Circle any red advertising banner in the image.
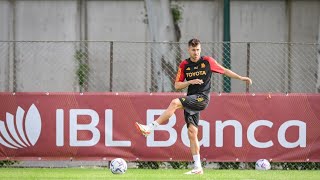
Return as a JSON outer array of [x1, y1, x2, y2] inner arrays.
[[0, 92, 319, 162]]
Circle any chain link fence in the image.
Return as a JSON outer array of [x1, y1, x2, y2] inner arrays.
[[1, 41, 319, 93], [0, 41, 320, 170]]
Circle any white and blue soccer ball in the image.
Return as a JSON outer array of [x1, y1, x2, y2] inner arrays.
[[255, 159, 271, 170], [110, 158, 127, 174]]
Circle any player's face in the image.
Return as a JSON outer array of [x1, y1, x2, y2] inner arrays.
[[188, 44, 201, 62]]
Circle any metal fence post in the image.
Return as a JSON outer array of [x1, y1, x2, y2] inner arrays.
[[110, 41, 113, 92], [223, 0, 231, 93], [246, 42, 251, 93]]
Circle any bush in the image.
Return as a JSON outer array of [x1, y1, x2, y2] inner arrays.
[[0, 160, 17, 167], [168, 161, 189, 169], [136, 161, 164, 169]]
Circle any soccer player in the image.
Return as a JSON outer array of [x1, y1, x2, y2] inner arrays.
[[135, 38, 252, 174]]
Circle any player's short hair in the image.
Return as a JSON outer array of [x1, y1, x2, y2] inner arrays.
[[188, 38, 201, 47]]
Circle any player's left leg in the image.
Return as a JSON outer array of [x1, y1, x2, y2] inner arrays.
[[184, 115, 203, 175], [189, 124, 201, 167]]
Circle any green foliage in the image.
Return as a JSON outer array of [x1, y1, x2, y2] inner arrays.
[[137, 161, 204, 169], [74, 50, 89, 91], [168, 161, 189, 169], [247, 162, 256, 169], [171, 4, 182, 24], [218, 162, 241, 169], [136, 161, 164, 169], [215, 162, 320, 170], [272, 162, 320, 170], [76, 63, 89, 87], [0, 160, 17, 167]]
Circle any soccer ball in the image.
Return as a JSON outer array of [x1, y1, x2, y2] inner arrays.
[[110, 158, 127, 174], [255, 159, 271, 170]]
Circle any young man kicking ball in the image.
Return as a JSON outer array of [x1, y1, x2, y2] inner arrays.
[[135, 38, 252, 174]]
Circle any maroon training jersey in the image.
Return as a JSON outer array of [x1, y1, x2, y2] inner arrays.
[[175, 56, 225, 96]]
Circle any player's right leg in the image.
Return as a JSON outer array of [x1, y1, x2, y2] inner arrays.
[[135, 122, 151, 137], [135, 98, 183, 137]]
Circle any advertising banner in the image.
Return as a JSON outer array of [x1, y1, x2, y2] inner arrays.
[[0, 92, 319, 162]]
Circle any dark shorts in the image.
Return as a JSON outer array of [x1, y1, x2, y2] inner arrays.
[[178, 94, 209, 128]]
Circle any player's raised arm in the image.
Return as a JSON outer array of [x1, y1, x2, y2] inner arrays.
[[223, 68, 252, 85], [213, 60, 252, 85], [205, 55, 252, 85]]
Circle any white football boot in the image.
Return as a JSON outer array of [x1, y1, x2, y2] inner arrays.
[[184, 167, 203, 175], [135, 122, 151, 137]]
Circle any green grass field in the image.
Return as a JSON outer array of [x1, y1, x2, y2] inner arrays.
[[0, 168, 320, 180]]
